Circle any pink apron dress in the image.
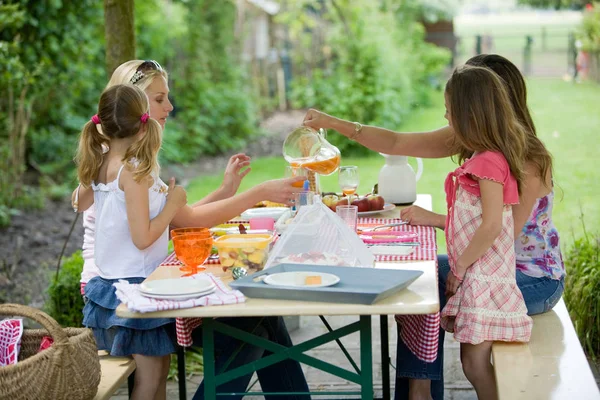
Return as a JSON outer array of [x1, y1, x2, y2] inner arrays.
[[441, 151, 533, 344]]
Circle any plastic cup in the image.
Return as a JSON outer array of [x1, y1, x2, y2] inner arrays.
[[292, 191, 315, 216], [336, 205, 358, 232], [249, 217, 276, 230]]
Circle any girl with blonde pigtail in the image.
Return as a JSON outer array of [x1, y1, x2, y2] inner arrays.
[[76, 84, 187, 400]]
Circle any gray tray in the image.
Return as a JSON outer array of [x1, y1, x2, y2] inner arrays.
[[229, 263, 423, 305]]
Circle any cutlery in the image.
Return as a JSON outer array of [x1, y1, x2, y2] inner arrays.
[[358, 221, 408, 233]]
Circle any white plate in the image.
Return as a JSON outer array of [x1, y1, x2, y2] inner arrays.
[[263, 271, 340, 288], [139, 277, 215, 296], [241, 207, 290, 221], [358, 203, 396, 216], [140, 286, 216, 301], [368, 245, 416, 256]]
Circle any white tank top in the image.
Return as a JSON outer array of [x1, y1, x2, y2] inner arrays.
[[92, 164, 169, 279]]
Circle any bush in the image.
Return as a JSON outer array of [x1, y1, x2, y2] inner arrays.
[[563, 233, 600, 359], [283, 0, 451, 156], [46, 250, 85, 328]]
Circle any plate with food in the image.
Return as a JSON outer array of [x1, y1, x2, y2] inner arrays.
[[263, 271, 340, 288]]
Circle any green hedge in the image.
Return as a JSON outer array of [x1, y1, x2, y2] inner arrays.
[[46, 251, 85, 328], [564, 233, 600, 359]]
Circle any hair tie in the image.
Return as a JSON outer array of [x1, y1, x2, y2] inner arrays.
[[91, 114, 100, 125], [140, 113, 149, 124]]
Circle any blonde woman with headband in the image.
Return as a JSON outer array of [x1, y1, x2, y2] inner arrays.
[[74, 60, 310, 399], [77, 60, 302, 289]]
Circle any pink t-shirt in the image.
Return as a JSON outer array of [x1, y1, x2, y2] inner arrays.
[[455, 151, 519, 205]]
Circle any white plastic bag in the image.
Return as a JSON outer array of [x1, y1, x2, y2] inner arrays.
[[265, 197, 375, 269]]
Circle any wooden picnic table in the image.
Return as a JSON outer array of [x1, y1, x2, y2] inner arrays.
[[117, 194, 439, 400]]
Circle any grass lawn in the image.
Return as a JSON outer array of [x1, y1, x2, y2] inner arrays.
[[186, 78, 600, 252]]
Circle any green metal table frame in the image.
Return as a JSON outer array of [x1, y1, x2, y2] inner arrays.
[[175, 314, 393, 399]]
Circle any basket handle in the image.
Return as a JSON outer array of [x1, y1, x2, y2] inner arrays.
[[0, 303, 69, 345]]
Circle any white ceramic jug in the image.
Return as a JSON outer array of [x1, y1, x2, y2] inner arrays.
[[377, 154, 423, 205]]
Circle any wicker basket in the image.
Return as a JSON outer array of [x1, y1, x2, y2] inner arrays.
[[0, 304, 101, 400]]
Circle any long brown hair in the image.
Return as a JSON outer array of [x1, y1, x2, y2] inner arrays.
[[466, 54, 552, 184], [446, 65, 528, 194], [76, 84, 162, 186]]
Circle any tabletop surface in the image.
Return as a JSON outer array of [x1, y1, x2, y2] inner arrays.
[[116, 194, 439, 319]]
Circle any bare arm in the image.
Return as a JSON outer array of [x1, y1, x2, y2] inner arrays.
[[400, 205, 446, 229], [122, 170, 185, 250], [71, 185, 94, 213], [512, 163, 543, 236], [454, 179, 504, 279], [171, 177, 304, 228], [303, 109, 456, 158]]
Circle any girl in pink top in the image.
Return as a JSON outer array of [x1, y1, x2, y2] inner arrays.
[[441, 65, 533, 400]]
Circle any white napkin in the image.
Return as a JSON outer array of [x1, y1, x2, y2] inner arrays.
[[114, 273, 245, 313]]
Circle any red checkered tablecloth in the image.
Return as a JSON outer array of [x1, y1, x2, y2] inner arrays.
[[357, 218, 441, 363], [169, 218, 441, 358], [358, 218, 437, 262]]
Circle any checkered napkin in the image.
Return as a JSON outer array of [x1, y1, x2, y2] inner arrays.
[[113, 273, 245, 314], [0, 318, 23, 366], [358, 218, 437, 262]]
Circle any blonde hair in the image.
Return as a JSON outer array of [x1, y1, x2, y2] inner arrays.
[[106, 60, 169, 90], [76, 84, 162, 186], [446, 65, 528, 194]]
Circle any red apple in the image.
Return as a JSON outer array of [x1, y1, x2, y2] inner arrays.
[[367, 194, 385, 211], [351, 197, 371, 212]]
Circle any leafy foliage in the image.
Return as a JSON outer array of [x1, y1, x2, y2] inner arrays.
[[282, 0, 451, 155], [517, 0, 589, 9], [168, 347, 204, 380], [167, 0, 258, 162], [0, 1, 105, 222], [577, 2, 600, 52], [564, 231, 600, 359], [46, 250, 85, 328]]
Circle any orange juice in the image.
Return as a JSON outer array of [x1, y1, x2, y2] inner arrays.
[[298, 153, 340, 175], [342, 187, 357, 196]]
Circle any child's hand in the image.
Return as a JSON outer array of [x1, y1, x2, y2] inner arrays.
[[400, 206, 438, 227], [167, 177, 187, 209], [258, 177, 305, 207], [445, 271, 462, 298], [221, 153, 251, 196]]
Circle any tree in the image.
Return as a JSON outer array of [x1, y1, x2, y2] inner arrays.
[[104, 0, 136, 76], [517, 0, 589, 9]]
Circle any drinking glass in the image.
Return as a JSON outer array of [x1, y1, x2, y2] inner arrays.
[[336, 205, 358, 232], [172, 234, 213, 276], [338, 166, 359, 205], [285, 165, 309, 188]]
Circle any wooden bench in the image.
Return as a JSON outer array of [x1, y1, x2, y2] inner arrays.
[[93, 351, 136, 400], [492, 298, 600, 400]]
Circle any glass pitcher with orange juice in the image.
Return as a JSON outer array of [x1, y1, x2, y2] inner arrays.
[[283, 126, 341, 176]]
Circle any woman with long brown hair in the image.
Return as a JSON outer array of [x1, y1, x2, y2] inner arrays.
[[303, 54, 564, 400]]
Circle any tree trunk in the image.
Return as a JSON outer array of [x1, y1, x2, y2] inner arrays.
[[103, 0, 136, 76]]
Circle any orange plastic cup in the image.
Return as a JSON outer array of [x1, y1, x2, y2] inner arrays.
[[172, 234, 213, 276]]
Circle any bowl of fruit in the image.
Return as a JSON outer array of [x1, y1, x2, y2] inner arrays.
[[213, 233, 274, 272], [321, 193, 391, 216]]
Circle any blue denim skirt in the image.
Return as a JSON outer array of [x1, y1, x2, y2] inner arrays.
[[83, 276, 176, 357]]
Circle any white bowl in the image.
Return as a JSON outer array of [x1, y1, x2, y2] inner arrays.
[[241, 207, 289, 221]]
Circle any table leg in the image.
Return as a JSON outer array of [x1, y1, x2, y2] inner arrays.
[[203, 318, 216, 400], [360, 315, 374, 400], [380, 315, 391, 400], [177, 345, 187, 400]]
